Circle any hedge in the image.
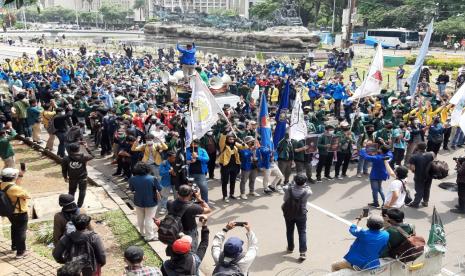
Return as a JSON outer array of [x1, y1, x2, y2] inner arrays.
[[406, 55, 465, 70]]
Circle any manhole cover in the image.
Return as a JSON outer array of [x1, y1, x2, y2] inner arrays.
[[438, 182, 457, 192]]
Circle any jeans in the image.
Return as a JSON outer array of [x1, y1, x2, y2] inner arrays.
[[262, 163, 284, 189], [452, 127, 464, 147], [191, 173, 208, 203], [396, 78, 404, 91], [335, 152, 351, 177], [278, 160, 292, 184], [240, 169, 257, 194], [220, 164, 239, 198], [185, 228, 199, 253], [295, 161, 312, 181], [412, 177, 432, 205], [56, 131, 67, 157], [69, 178, 87, 208], [159, 186, 173, 210], [438, 83, 447, 96], [357, 156, 370, 174], [285, 215, 307, 253], [135, 206, 157, 240], [148, 164, 160, 179], [8, 212, 28, 254], [370, 179, 385, 206]]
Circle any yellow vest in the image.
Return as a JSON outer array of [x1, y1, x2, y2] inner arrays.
[[131, 142, 168, 165]]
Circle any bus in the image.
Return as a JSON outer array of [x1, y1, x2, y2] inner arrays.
[[365, 28, 420, 49]]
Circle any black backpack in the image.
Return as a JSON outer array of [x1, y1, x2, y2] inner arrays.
[[429, 160, 449, 180], [0, 184, 18, 217], [213, 254, 244, 276], [158, 204, 190, 245], [63, 232, 96, 271], [281, 187, 306, 220]]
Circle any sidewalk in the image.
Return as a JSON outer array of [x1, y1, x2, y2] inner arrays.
[[0, 237, 60, 276]]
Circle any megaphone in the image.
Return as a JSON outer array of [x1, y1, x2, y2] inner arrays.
[[173, 70, 184, 81], [221, 73, 232, 85], [210, 76, 224, 90]]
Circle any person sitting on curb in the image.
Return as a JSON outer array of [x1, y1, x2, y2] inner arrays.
[[123, 245, 162, 275]]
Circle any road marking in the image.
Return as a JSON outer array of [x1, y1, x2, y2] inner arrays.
[[441, 268, 457, 275], [307, 202, 353, 226]]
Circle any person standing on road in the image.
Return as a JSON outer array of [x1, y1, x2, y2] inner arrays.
[[1, 167, 29, 258], [239, 136, 259, 200], [53, 107, 73, 157], [187, 139, 210, 203], [277, 133, 294, 186], [316, 125, 335, 182], [200, 130, 218, 179], [408, 142, 434, 208], [129, 162, 162, 242], [218, 133, 244, 202], [62, 143, 94, 208], [282, 174, 312, 261], [383, 160, 409, 209]]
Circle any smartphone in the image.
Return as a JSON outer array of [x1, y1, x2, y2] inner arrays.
[[362, 208, 369, 218], [20, 162, 26, 171], [235, 222, 247, 227]]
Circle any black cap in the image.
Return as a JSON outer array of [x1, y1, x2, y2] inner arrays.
[[124, 246, 144, 263]]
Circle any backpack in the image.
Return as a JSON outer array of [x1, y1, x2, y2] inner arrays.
[[391, 226, 425, 263], [65, 221, 77, 235], [0, 184, 17, 217], [429, 160, 449, 180], [399, 179, 413, 205], [212, 254, 244, 276], [158, 204, 190, 245], [46, 115, 57, 134], [281, 186, 306, 220], [64, 232, 96, 271]]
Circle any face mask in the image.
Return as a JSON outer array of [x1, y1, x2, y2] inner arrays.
[[146, 141, 154, 146], [328, 131, 334, 135], [207, 131, 213, 135], [60, 111, 65, 115]]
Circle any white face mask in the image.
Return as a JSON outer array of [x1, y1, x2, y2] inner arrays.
[[60, 111, 65, 115], [146, 140, 154, 146], [328, 131, 334, 135], [207, 131, 213, 135]]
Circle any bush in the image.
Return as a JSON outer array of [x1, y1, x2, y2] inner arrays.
[[406, 55, 465, 70], [14, 22, 25, 29], [35, 223, 54, 245]]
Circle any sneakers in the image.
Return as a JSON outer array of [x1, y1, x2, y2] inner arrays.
[[145, 236, 159, 242], [276, 186, 284, 194], [286, 247, 294, 253], [450, 208, 465, 214], [229, 195, 238, 200], [325, 176, 334, 180], [249, 192, 260, 197], [307, 178, 315, 184], [407, 203, 420, 208], [356, 173, 362, 178], [240, 194, 248, 200], [368, 203, 380, 208], [158, 208, 167, 215], [299, 253, 307, 261], [316, 178, 322, 183], [223, 197, 230, 203], [268, 185, 277, 192], [421, 202, 429, 207], [263, 188, 272, 194], [337, 175, 343, 180], [15, 251, 29, 259]]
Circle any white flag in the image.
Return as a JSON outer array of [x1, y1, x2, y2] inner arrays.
[[349, 44, 384, 100], [190, 74, 222, 141], [449, 84, 465, 105], [251, 84, 260, 100], [290, 92, 307, 141], [460, 110, 465, 132]]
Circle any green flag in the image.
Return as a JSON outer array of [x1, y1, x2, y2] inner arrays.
[[427, 207, 446, 253]]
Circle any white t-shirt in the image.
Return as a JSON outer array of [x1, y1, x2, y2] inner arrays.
[[384, 179, 406, 208]]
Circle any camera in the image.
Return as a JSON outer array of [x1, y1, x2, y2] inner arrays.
[[453, 156, 465, 164]]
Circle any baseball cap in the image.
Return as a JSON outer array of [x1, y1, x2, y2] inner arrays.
[[124, 246, 144, 263], [1, 168, 18, 178], [223, 237, 244, 258], [172, 235, 192, 254]]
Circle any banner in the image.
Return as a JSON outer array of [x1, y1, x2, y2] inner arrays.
[[427, 207, 446, 253], [289, 91, 307, 141], [349, 44, 384, 100], [408, 20, 434, 97], [257, 91, 273, 150], [189, 73, 222, 144], [273, 79, 290, 150]]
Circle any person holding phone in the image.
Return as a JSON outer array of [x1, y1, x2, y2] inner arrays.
[[0, 123, 17, 168], [131, 134, 168, 179], [212, 221, 258, 275]]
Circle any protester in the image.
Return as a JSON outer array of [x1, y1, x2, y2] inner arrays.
[[218, 133, 244, 202], [383, 160, 409, 209], [212, 222, 258, 275], [0, 167, 29, 258], [282, 174, 312, 261], [331, 214, 389, 271], [316, 125, 335, 182], [129, 162, 162, 242], [408, 142, 434, 208], [239, 136, 259, 199], [186, 139, 210, 203], [158, 151, 177, 215], [380, 208, 415, 258], [123, 246, 162, 276], [0, 123, 16, 168], [177, 42, 197, 81]]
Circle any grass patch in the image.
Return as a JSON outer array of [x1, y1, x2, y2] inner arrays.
[[98, 210, 163, 268]]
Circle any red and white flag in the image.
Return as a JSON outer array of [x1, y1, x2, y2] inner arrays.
[[349, 44, 384, 100]]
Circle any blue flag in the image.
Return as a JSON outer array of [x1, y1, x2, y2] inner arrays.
[[408, 20, 434, 97], [273, 79, 290, 151], [258, 91, 272, 150]]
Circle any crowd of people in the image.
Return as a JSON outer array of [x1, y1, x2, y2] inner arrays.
[[0, 39, 463, 275]]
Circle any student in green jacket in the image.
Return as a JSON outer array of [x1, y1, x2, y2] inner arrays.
[[0, 122, 17, 168], [316, 125, 335, 182]]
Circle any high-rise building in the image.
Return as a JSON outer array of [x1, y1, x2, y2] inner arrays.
[[41, 0, 135, 12], [153, 0, 248, 18]]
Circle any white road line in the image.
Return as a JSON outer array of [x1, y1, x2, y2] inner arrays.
[[441, 268, 458, 276], [307, 202, 353, 226]]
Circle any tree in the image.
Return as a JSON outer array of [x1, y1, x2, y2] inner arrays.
[[133, 0, 146, 21], [99, 2, 131, 27]]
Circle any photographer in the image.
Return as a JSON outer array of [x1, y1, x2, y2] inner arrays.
[[166, 184, 211, 252], [212, 222, 258, 275], [451, 157, 465, 214]]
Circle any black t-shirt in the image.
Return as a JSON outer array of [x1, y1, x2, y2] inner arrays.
[[166, 199, 203, 232], [409, 152, 434, 182], [189, 159, 202, 174]]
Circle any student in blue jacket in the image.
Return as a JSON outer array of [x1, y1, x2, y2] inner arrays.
[[331, 214, 389, 272], [176, 42, 197, 81], [158, 151, 176, 215], [187, 139, 210, 203], [359, 145, 393, 208]]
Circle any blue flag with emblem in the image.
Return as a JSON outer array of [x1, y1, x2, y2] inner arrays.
[[258, 90, 272, 150], [273, 79, 290, 151]]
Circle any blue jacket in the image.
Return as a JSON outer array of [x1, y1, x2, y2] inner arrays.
[[428, 123, 444, 141], [26, 106, 41, 125], [159, 160, 173, 188], [257, 146, 272, 169], [240, 148, 258, 171], [186, 147, 209, 174], [177, 43, 196, 65], [360, 149, 393, 181], [344, 224, 389, 270], [129, 174, 162, 208], [332, 84, 346, 100]]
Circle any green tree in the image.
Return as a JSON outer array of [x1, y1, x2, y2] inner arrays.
[[133, 0, 146, 21], [99, 2, 131, 26]]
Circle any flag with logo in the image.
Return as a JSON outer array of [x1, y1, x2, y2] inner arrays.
[[290, 91, 307, 141], [449, 83, 465, 105], [408, 20, 434, 97], [273, 79, 290, 150], [189, 73, 221, 144], [349, 44, 384, 100], [257, 91, 272, 150], [427, 207, 446, 253]]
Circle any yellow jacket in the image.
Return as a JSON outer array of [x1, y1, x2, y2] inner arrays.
[[218, 134, 246, 166], [0, 182, 30, 214], [131, 141, 168, 165], [425, 106, 443, 126], [270, 87, 279, 103], [42, 110, 56, 128], [440, 105, 452, 124]]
